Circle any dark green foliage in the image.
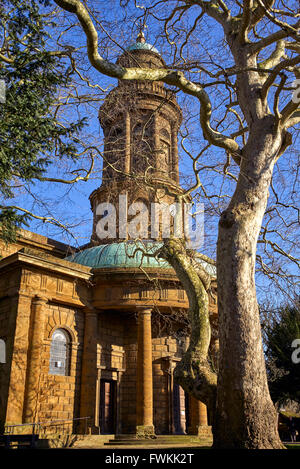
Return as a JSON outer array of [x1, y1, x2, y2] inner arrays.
[[0, 208, 29, 244], [0, 0, 86, 241], [264, 304, 300, 405]]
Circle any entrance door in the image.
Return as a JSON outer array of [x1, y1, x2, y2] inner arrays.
[[100, 379, 116, 434], [173, 383, 189, 434]]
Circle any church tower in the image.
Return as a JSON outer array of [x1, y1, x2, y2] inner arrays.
[[89, 32, 184, 246]]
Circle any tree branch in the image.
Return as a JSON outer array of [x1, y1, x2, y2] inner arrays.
[[255, 0, 300, 39], [239, 0, 253, 43], [0, 205, 77, 240], [258, 40, 286, 70], [161, 237, 217, 408], [261, 55, 300, 102], [286, 110, 300, 128], [251, 29, 291, 54]]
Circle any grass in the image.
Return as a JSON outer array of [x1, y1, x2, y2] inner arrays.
[[284, 443, 300, 449]]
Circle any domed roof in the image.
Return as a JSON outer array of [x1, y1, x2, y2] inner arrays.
[[127, 31, 159, 55], [66, 241, 170, 270], [66, 240, 216, 276]]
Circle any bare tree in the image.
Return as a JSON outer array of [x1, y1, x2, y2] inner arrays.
[[2, 0, 299, 448], [49, 0, 300, 449]]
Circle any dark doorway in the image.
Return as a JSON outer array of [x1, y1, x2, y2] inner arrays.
[[100, 379, 116, 434], [173, 383, 189, 434]]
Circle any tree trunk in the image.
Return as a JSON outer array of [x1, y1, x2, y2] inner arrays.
[[214, 117, 284, 449], [161, 239, 217, 412]]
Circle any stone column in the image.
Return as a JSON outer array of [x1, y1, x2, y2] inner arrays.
[[5, 293, 33, 426], [94, 368, 101, 429], [188, 397, 208, 434], [171, 124, 179, 184], [199, 401, 208, 426], [79, 310, 99, 434], [125, 112, 131, 174], [136, 307, 154, 437], [23, 296, 47, 423], [154, 114, 161, 174]]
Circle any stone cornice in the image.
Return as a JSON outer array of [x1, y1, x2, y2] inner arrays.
[[4, 227, 75, 257], [0, 247, 92, 280], [91, 266, 177, 280]]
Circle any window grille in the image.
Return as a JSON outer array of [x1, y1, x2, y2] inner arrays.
[[49, 329, 71, 376]]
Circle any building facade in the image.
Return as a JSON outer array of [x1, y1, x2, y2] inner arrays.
[[0, 34, 217, 437]]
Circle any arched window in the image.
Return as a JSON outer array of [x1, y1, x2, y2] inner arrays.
[[49, 329, 71, 376], [0, 339, 6, 364]]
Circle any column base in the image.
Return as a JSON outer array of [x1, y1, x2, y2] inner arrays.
[[136, 425, 156, 439], [187, 425, 198, 435], [188, 425, 212, 438]]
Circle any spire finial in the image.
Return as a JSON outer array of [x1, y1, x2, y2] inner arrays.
[[136, 30, 146, 43], [136, 18, 146, 43]]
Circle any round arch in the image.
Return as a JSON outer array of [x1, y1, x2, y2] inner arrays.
[[49, 328, 72, 376]]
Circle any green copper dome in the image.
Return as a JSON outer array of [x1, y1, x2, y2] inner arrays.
[[66, 240, 216, 276], [127, 42, 159, 54], [127, 31, 159, 55], [66, 241, 170, 270]]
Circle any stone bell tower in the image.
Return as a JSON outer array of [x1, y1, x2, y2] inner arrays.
[[89, 32, 184, 246]]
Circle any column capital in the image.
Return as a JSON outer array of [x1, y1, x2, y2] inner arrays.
[[31, 295, 48, 305], [136, 306, 152, 315], [83, 307, 98, 317]]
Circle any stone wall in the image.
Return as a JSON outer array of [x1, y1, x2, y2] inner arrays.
[[98, 312, 125, 372], [153, 336, 176, 434]]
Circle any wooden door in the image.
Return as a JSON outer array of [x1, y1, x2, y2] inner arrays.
[[100, 379, 116, 434]]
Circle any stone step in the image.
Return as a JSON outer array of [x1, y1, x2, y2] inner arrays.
[[72, 435, 115, 447], [104, 435, 212, 446], [35, 433, 212, 448], [112, 434, 206, 439]]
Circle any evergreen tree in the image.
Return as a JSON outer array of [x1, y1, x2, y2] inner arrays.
[[264, 304, 300, 405], [0, 0, 86, 242]]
